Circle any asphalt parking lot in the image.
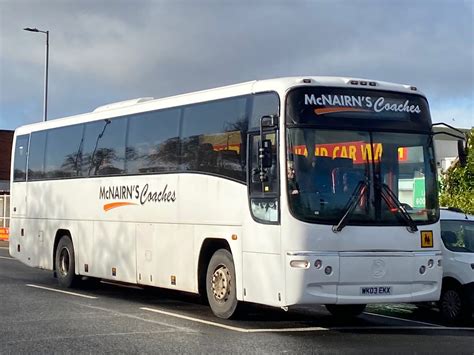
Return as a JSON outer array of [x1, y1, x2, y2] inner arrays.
[[1, 241, 473, 354]]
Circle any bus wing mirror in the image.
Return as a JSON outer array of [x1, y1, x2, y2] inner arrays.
[[261, 115, 278, 128], [260, 139, 273, 168], [458, 140, 467, 167]]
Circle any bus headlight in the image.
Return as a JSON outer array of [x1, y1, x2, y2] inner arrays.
[[290, 260, 309, 269], [427, 259, 434, 268], [419, 265, 426, 274], [324, 266, 333, 275]]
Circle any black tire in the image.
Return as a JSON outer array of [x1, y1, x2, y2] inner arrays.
[[439, 286, 471, 323], [55, 235, 78, 288], [206, 249, 239, 319], [325, 304, 367, 318]]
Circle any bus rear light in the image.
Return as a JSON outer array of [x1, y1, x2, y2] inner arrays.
[[314, 259, 322, 269], [410, 86, 417, 91], [438, 259, 442, 267], [324, 266, 333, 275], [231, 234, 238, 240], [427, 259, 434, 268], [369, 81, 376, 86], [419, 265, 426, 274], [290, 260, 309, 269], [360, 81, 367, 86], [17, 244, 20, 252], [350, 80, 358, 85]]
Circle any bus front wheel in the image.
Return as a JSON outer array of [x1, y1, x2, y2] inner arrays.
[[206, 249, 239, 319], [55, 236, 77, 288], [325, 304, 367, 318]]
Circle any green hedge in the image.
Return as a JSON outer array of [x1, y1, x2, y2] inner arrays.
[[439, 128, 474, 214]]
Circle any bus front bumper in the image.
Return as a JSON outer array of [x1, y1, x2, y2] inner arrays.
[[284, 251, 443, 306]]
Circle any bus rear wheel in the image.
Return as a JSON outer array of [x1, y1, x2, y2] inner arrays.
[[55, 235, 78, 288], [325, 304, 367, 318], [206, 249, 239, 319]]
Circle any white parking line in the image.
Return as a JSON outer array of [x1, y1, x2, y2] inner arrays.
[[364, 311, 444, 327], [141, 307, 474, 333], [26, 284, 98, 299], [141, 307, 329, 333], [0, 256, 14, 260]]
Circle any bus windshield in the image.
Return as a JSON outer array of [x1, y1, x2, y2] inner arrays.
[[286, 128, 438, 225]]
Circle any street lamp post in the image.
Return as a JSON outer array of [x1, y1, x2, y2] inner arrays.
[[24, 27, 49, 122]]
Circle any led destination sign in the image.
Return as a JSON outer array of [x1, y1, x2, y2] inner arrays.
[[286, 87, 432, 130], [304, 94, 422, 115]]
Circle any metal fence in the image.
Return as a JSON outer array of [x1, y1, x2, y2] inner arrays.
[[0, 195, 10, 228]]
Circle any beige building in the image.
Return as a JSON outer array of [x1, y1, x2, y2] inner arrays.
[[433, 126, 471, 174]]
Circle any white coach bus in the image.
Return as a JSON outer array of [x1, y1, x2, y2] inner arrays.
[[10, 77, 444, 319]]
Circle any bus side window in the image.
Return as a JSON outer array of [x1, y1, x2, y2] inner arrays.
[[28, 131, 47, 180], [13, 135, 29, 182], [250, 134, 278, 194], [82, 118, 127, 176], [249, 133, 279, 223], [180, 96, 248, 182]]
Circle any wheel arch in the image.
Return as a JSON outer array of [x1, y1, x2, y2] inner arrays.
[[52, 229, 74, 272], [442, 276, 463, 291], [197, 238, 232, 300]]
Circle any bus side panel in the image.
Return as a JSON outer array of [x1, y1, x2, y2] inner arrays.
[[10, 182, 27, 217], [136, 223, 196, 292], [75, 221, 95, 277], [93, 221, 137, 284], [9, 217, 41, 268], [242, 252, 283, 307], [9, 181, 29, 264], [177, 174, 244, 226], [242, 218, 282, 306], [136, 223, 155, 286]]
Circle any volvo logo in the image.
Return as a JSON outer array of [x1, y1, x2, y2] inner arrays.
[[371, 259, 386, 278]]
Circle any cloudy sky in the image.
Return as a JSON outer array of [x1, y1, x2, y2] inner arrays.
[[0, 0, 473, 130]]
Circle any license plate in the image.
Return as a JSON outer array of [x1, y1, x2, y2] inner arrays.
[[360, 286, 392, 296]]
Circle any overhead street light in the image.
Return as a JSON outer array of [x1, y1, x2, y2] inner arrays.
[[24, 27, 49, 122]]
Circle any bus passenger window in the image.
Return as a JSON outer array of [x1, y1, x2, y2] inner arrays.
[[13, 135, 29, 182], [28, 131, 47, 180], [82, 118, 127, 176]]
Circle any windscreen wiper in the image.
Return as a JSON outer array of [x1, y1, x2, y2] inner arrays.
[[332, 181, 368, 233], [380, 183, 418, 233]]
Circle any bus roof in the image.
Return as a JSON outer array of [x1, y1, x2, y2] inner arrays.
[[14, 76, 426, 135]]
